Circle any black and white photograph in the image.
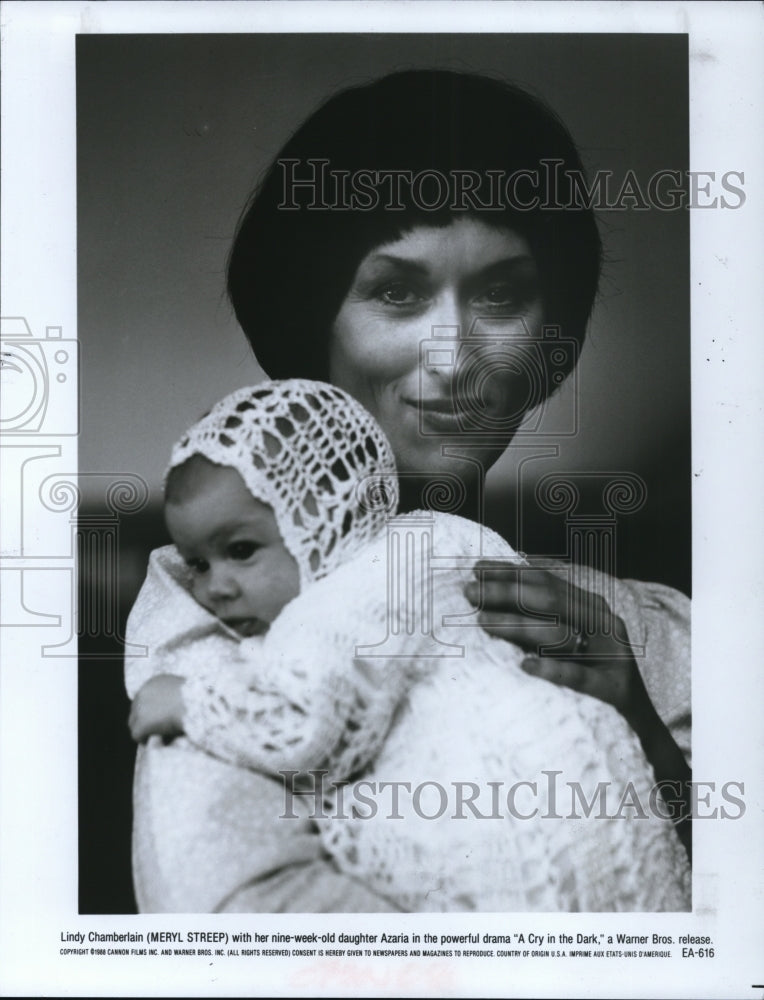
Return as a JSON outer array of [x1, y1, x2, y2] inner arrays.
[[1, 2, 762, 997], [75, 29, 695, 916]]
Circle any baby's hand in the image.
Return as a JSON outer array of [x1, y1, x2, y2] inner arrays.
[[129, 674, 186, 743]]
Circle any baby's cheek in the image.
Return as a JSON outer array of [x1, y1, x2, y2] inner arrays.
[[266, 568, 300, 619], [189, 579, 210, 612]]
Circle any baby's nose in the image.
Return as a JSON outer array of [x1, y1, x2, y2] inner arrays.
[[206, 566, 240, 602]]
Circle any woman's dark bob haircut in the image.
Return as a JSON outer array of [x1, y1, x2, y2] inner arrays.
[[228, 69, 602, 389]]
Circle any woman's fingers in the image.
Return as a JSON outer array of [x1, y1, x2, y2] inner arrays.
[[475, 610, 585, 658], [468, 561, 613, 641], [470, 564, 649, 719], [520, 654, 642, 717], [468, 579, 559, 616], [469, 562, 567, 613], [519, 655, 588, 694], [467, 562, 593, 657], [467, 560, 646, 715]]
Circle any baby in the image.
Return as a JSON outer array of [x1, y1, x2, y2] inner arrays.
[[125, 379, 403, 913], [126, 379, 690, 913]]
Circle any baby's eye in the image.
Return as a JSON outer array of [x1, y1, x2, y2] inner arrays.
[[186, 557, 209, 574], [375, 282, 424, 307], [227, 540, 258, 561]]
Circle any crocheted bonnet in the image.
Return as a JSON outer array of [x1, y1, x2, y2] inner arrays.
[[167, 379, 398, 587]]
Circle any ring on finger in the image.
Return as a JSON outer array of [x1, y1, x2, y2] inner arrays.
[[572, 629, 590, 656]]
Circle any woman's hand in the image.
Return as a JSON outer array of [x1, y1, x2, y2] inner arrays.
[[465, 560, 692, 860], [465, 561, 649, 715], [129, 674, 186, 743]]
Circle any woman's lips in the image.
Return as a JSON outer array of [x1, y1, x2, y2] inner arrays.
[[403, 395, 488, 431], [417, 397, 458, 413]]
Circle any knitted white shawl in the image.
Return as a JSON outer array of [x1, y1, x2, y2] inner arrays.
[[126, 511, 690, 912]]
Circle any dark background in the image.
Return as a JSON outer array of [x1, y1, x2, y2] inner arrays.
[[77, 33, 689, 913]]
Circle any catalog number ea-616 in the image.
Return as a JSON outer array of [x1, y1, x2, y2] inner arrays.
[[680, 935, 714, 958]]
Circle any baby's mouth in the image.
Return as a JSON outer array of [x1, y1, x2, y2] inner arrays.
[[223, 617, 266, 638]]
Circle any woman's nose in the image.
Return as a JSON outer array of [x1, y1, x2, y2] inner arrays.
[[422, 292, 470, 377], [429, 290, 469, 338]]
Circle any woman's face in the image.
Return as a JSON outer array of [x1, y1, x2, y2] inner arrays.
[[329, 217, 545, 484]]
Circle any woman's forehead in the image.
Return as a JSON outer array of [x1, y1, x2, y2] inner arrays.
[[355, 217, 535, 276]]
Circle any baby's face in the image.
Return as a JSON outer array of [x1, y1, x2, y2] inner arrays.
[[165, 462, 299, 637]]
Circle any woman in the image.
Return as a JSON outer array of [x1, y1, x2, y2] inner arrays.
[[129, 68, 687, 912]]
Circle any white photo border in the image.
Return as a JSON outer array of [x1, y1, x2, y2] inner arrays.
[[1, 2, 762, 998]]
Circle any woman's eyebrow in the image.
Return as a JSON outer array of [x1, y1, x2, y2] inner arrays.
[[474, 255, 538, 279], [362, 254, 430, 275], [363, 253, 537, 276], [458, 256, 539, 297]]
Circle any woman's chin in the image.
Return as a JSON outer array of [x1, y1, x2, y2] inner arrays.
[[391, 448, 498, 514], [393, 439, 509, 484]]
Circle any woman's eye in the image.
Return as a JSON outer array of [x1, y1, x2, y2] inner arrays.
[[228, 540, 258, 561], [473, 275, 539, 312], [186, 557, 209, 574], [473, 284, 518, 309], [375, 282, 423, 307]]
